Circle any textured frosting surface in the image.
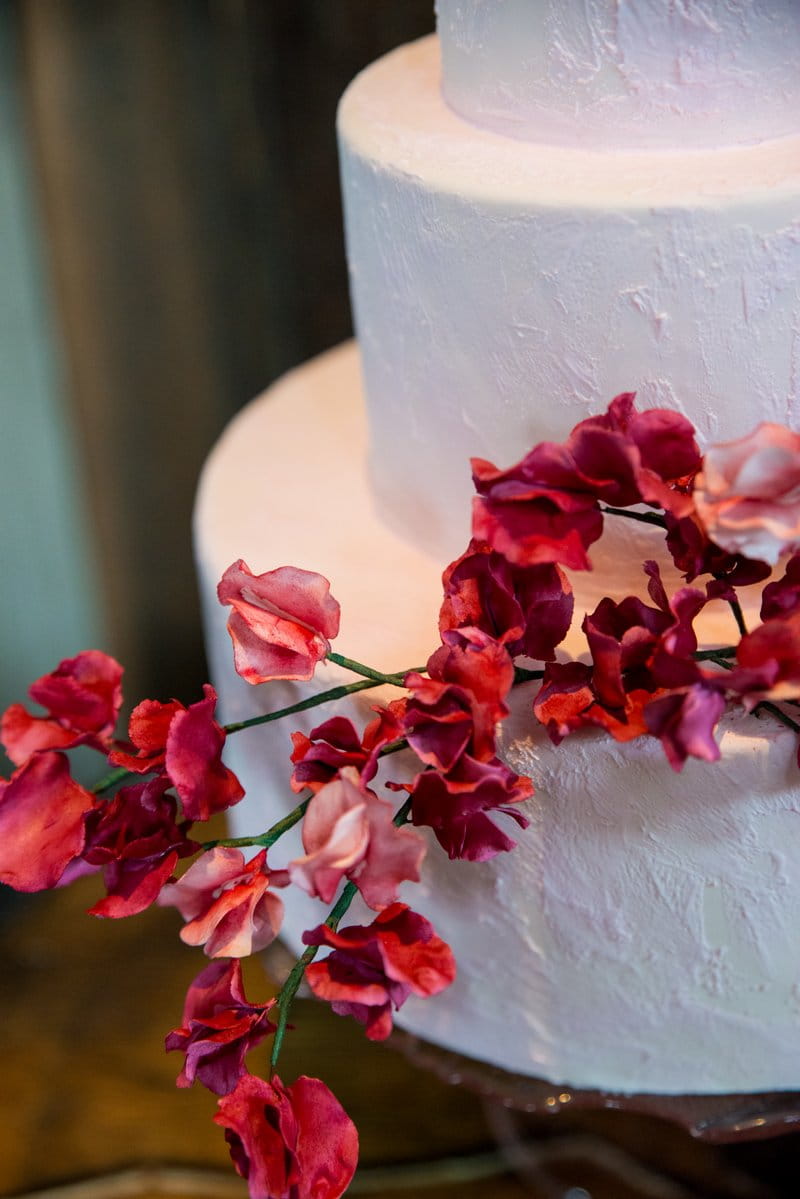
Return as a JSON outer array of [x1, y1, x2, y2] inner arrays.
[[195, 344, 800, 1094], [436, 0, 800, 148], [338, 35, 800, 567]]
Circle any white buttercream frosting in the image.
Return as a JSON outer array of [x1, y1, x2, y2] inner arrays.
[[338, 34, 800, 571], [195, 345, 800, 1094], [436, 0, 800, 149]]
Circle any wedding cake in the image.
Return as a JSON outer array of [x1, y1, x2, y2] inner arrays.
[[195, 1, 800, 1096]]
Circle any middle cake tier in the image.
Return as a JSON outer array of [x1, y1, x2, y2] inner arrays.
[[338, 34, 800, 567]]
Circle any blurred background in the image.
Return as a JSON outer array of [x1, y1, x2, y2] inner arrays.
[[4, 4, 800, 1197], [0, 0, 432, 713]]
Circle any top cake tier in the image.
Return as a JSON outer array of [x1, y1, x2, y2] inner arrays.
[[436, 0, 800, 148]]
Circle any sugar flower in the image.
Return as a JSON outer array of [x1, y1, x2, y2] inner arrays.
[[84, 777, 197, 918], [166, 959, 277, 1095], [0, 751, 95, 891], [159, 846, 289, 957], [304, 903, 456, 1040], [1, 649, 123, 766], [289, 768, 425, 911], [694, 423, 800, 565], [214, 1072, 358, 1199], [218, 560, 340, 683]]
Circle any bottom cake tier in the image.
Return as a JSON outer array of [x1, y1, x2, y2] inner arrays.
[[194, 339, 800, 1097]]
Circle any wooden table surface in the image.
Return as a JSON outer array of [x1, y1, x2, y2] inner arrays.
[[2, 872, 800, 1199]]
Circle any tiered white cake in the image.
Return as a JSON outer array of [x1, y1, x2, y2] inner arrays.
[[195, 1, 800, 1094]]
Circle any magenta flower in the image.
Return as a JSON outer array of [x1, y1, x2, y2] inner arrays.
[[166, 959, 276, 1095], [218, 560, 340, 683], [439, 543, 573, 661], [289, 768, 425, 911], [410, 754, 531, 861], [1, 649, 123, 766], [0, 751, 96, 891], [159, 847, 289, 957], [695, 423, 800, 565], [644, 683, 727, 771], [304, 903, 456, 1041], [289, 705, 402, 794], [84, 777, 197, 918], [214, 1072, 358, 1199]]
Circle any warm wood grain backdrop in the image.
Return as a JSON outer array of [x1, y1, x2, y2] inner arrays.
[[13, 0, 432, 702]]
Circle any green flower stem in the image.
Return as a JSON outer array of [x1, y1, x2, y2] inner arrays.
[[223, 677, 388, 736], [270, 880, 359, 1072], [599, 504, 668, 529], [728, 596, 748, 639], [91, 765, 133, 795], [755, 701, 800, 735], [326, 650, 424, 685], [269, 793, 415, 1073], [514, 666, 545, 684], [199, 797, 311, 852]]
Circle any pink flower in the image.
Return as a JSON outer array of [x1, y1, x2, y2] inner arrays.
[[304, 903, 456, 1041], [410, 754, 531, 861], [166, 960, 276, 1095], [695, 423, 800, 565], [217, 560, 340, 683], [84, 777, 197, 918], [290, 706, 402, 795], [159, 847, 289, 957], [439, 543, 573, 661], [289, 768, 426, 911], [214, 1072, 358, 1199], [0, 751, 95, 890], [1, 650, 123, 766]]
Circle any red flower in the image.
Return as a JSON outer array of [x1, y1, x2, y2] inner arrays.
[[695, 423, 800, 566], [1, 650, 123, 766], [439, 543, 573, 661], [410, 754, 531, 861], [572, 392, 699, 516], [733, 611, 800, 704], [217, 560, 340, 683], [110, 686, 244, 822], [0, 751, 95, 891], [108, 697, 185, 774], [289, 769, 426, 910], [471, 394, 699, 571], [304, 903, 456, 1040], [166, 959, 277, 1095], [664, 509, 772, 587], [761, 554, 800, 621], [84, 777, 197, 917], [471, 442, 603, 570], [403, 629, 514, 772], [290, 706, 402, 795], [160, 847, 289, 957], [214, 1072, 358, 1199]]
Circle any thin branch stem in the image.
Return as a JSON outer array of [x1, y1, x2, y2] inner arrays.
[[327, 651, 423, 685], [223, 677, 388, 734], [200, 797, 311, 851], [270, 880, 359, 1071], [91, 765, 132, 795], [727, 596, 748, 639], [599, 504, 667, 529], [269, 793, 415, 1073], [754, 701, 800, 735]]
